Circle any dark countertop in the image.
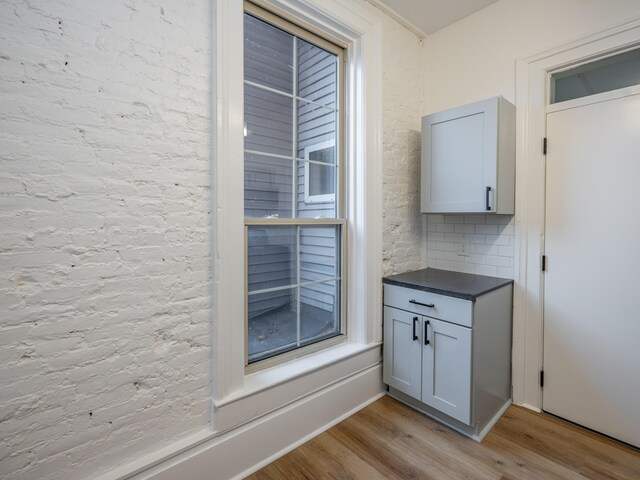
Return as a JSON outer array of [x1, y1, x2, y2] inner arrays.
[[383, 268, 513, 301]]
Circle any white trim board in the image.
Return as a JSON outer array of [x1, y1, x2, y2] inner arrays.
[[126, 366, 384, 480], [512, 17, 640, 410]]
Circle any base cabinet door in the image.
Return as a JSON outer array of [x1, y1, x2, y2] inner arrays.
[[421, 318, 472, 425], [383, 306, 422, 399]]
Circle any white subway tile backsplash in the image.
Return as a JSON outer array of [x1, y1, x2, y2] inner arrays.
[[464, 215, 486, 224], [464, 233, 486, 244], [436, 259, 456, 270], [475, 224, 498, 235], [454, 262, 476, 274], [469, 254, 487, 264], [501, 224, 515, 235], [497, 267, 514, 278], [427, 214, 515, 279], [486, 255, 510, 267], [485, 234, 511, 246], [428, 250, 446, 260], [486, 215, 512, 225], [445, 233, 464, 243], [437, 241, 456, 252], [446, 251, 461, 262], [476, 244, 499, 255], [475, 264, 498, 277], [445, 215, 465, 224], [436, 223, 455, 233], [454, 223, 475, 233]]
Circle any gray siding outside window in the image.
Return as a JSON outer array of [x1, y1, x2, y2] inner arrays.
[[243, 10, 342, 363]]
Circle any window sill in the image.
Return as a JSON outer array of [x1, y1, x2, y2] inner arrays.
[[214, 341, 381, 409]]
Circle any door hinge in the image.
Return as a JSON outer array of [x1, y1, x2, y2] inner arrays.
[[543, 137, 547, 155], [540, 370, 545, 388], [541, 255, 547, 271]]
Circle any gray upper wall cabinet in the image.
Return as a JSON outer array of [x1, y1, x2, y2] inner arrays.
[[421, 96, 515, 214]]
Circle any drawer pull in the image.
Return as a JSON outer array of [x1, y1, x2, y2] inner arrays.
[[412, 316, 418, 341], [424, 320, 430, 345], [410, 299, 435, 308]]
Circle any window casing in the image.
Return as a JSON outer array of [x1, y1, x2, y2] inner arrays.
[[243, 3, 346, 366]]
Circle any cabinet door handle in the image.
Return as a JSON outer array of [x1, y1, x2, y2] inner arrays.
[[486, 186, 492, 211], [412, 316, 418, 341], [409, 299, 434, 308], [424, 320, 430, 345]]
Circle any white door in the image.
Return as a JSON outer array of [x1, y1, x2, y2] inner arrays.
[[543, 91, 640, 447]]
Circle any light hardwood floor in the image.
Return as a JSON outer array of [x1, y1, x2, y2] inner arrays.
[[246, 395, 640, 479]]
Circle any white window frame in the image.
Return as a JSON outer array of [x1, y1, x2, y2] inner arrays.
[[303, 140, 336, 204], [212, 0, 383, 432], [243, 4, 345, 368]]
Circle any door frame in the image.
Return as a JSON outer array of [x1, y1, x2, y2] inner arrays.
[[513, 17, 640, 411]]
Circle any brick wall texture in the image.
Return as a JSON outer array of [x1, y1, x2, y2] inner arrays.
[[0, 1, 212, 478], [381, 16, 425, 277]]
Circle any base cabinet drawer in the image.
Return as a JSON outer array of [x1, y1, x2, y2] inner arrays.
[[384, 284, 472, 327]]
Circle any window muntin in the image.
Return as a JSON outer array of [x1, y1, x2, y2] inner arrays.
[[243, 5, 344, 366]]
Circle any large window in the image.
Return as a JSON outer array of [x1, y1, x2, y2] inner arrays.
[[243, 4, 345, 365]]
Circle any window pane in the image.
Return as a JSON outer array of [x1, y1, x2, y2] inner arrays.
[[245, 84, 293, 156], [299, 160, 336, 217], [244, 14, 294, 93], [308, 145, 335, 164], [551, 48, 640, 103], [245, 153, 293, 218], [300, 225, 339, 281], [297, 39, 337, 108], [247, 226, 297, 293], [309, 163, 335, 197], [248, 287, 298, 363], [297, 100, 336, 155], [300, 280, 340, 346], [243, 6, 343, 365]]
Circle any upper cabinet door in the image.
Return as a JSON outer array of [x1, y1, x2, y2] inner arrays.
[[421, 96, 515, 214]]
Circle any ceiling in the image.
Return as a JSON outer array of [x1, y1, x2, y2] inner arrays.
[[368, 0, 499, 36]]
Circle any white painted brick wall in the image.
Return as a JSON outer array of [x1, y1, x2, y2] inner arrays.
[[0, 1, 211, 479], [381, 16, 425, 276], [426, 214, 515, 279]]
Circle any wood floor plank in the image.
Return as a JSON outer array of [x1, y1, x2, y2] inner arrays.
[[245, 396, 640, 480]]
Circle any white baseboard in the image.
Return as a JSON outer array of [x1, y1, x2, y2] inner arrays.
[[127, 364, 384, 480]]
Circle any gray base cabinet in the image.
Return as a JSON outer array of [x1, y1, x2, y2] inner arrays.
[[383, 282, 512, 440]]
